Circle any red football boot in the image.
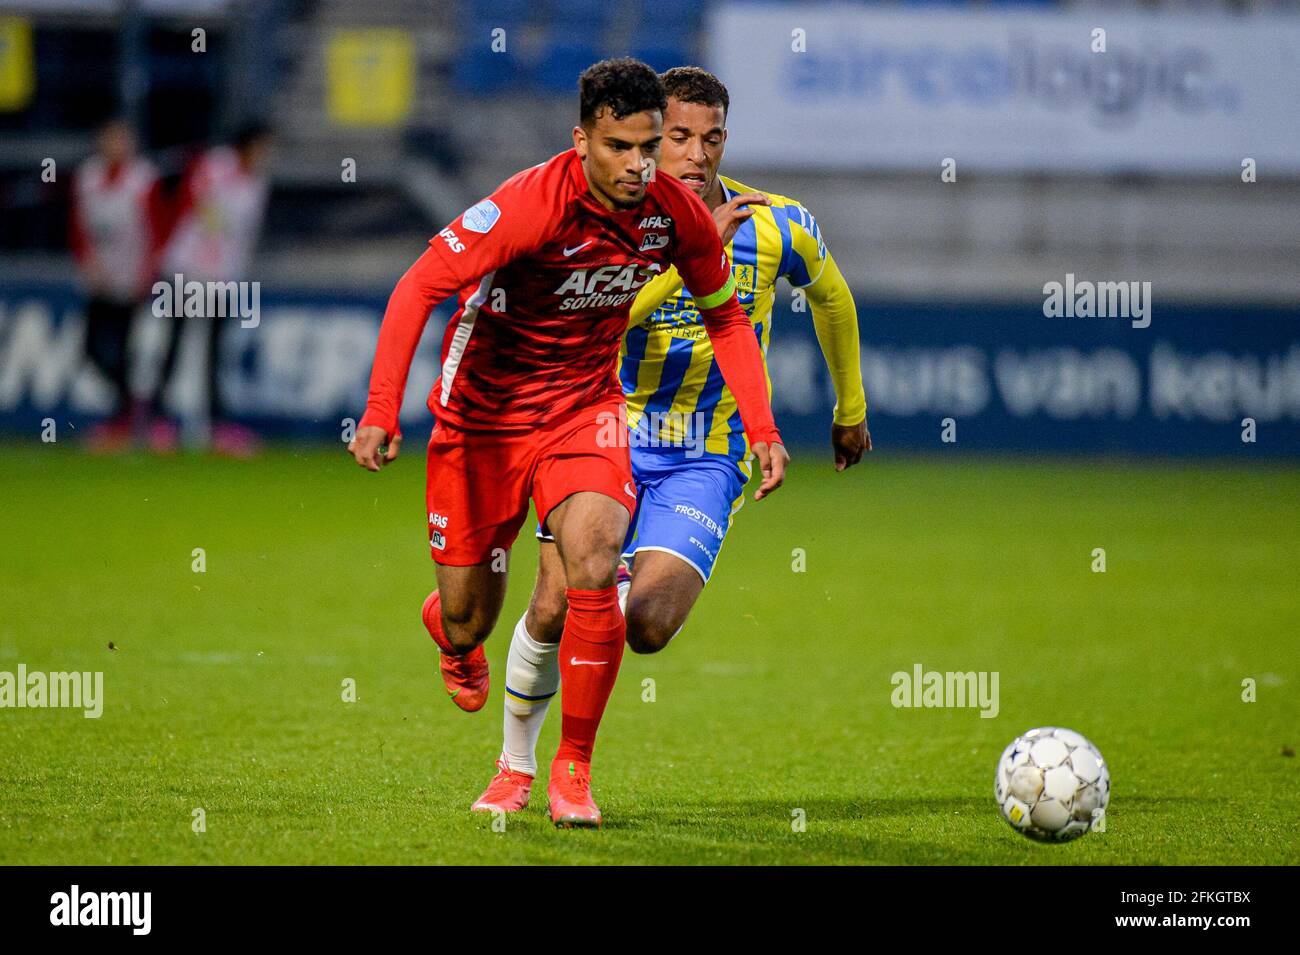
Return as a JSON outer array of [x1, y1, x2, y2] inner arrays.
[[422, 590, 489, 712], [548, 758, 602, 829], [471, 759, 533, 813]]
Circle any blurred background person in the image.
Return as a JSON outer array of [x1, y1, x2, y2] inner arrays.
[[68, 117, 166, 452], [149, 121, 274, 457]]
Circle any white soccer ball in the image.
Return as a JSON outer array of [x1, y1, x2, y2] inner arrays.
[[994, 727, 1109, 842]]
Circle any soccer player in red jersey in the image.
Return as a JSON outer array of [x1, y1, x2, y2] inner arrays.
[[348, 59, 789, 828]]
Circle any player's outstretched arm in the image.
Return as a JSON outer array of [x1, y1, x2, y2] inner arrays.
[[808, 253, 870, 469], [793, 229, 871, 470], [351, 247, 459, 469], [352, 182, 549, 472], [669, 182, 788, 499]]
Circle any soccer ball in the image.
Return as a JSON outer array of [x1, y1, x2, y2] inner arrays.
[[994, 727, 1109, 842]]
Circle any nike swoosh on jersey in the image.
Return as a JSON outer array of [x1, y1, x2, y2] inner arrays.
[[563, 240, 593, 256]]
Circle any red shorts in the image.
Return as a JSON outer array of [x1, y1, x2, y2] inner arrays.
[[425, 398, 636, 565]]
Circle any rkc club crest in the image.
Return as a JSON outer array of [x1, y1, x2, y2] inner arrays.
[[733, 263, 755, 294]]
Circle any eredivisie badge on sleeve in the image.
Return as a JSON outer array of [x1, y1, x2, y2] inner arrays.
[[461, 199, 500, 234]]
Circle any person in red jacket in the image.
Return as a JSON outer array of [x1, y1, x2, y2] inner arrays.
[[348, 59, 788, 828], [69, 119, 167, 451]]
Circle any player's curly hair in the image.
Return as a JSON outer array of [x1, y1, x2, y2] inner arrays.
[[660, 66, 730, 119], [579, 58, 666, 127]]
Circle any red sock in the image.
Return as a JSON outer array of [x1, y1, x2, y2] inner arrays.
[[556, 586, 625, 765], [422, 590, 455, 655]]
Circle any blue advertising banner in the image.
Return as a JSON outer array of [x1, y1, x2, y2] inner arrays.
[[781, 301, 1300, 457], [1, 282, 1296, 456]]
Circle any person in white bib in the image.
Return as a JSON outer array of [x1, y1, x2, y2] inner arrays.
[[69, 119, 166, 452], [149, 121, 274, 456]]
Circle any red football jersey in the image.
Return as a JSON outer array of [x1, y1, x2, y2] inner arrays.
[[360, 149, 778, 445]]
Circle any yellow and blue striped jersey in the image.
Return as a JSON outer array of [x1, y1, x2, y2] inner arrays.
[[618, 175, 837, 467]]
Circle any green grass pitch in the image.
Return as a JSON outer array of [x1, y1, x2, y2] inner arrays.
[[1, 446, 1296, 865]]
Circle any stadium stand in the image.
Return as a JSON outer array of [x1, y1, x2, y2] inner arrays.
[[1, 0, 1298, 300]]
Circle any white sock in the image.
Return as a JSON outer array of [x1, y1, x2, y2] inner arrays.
[[500, 613, 559, 777]]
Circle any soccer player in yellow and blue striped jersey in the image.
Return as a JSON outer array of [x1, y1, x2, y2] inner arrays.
[[474, 67, 869, 811], [611, 65, 868, 613]]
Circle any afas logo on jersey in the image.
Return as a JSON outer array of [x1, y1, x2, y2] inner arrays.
[[554, 264, 659, 296], [553, 263, 662, 311], [438, 227, 464, 253], [638, 215, 671, 229], [429, 512, 448, 551]]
